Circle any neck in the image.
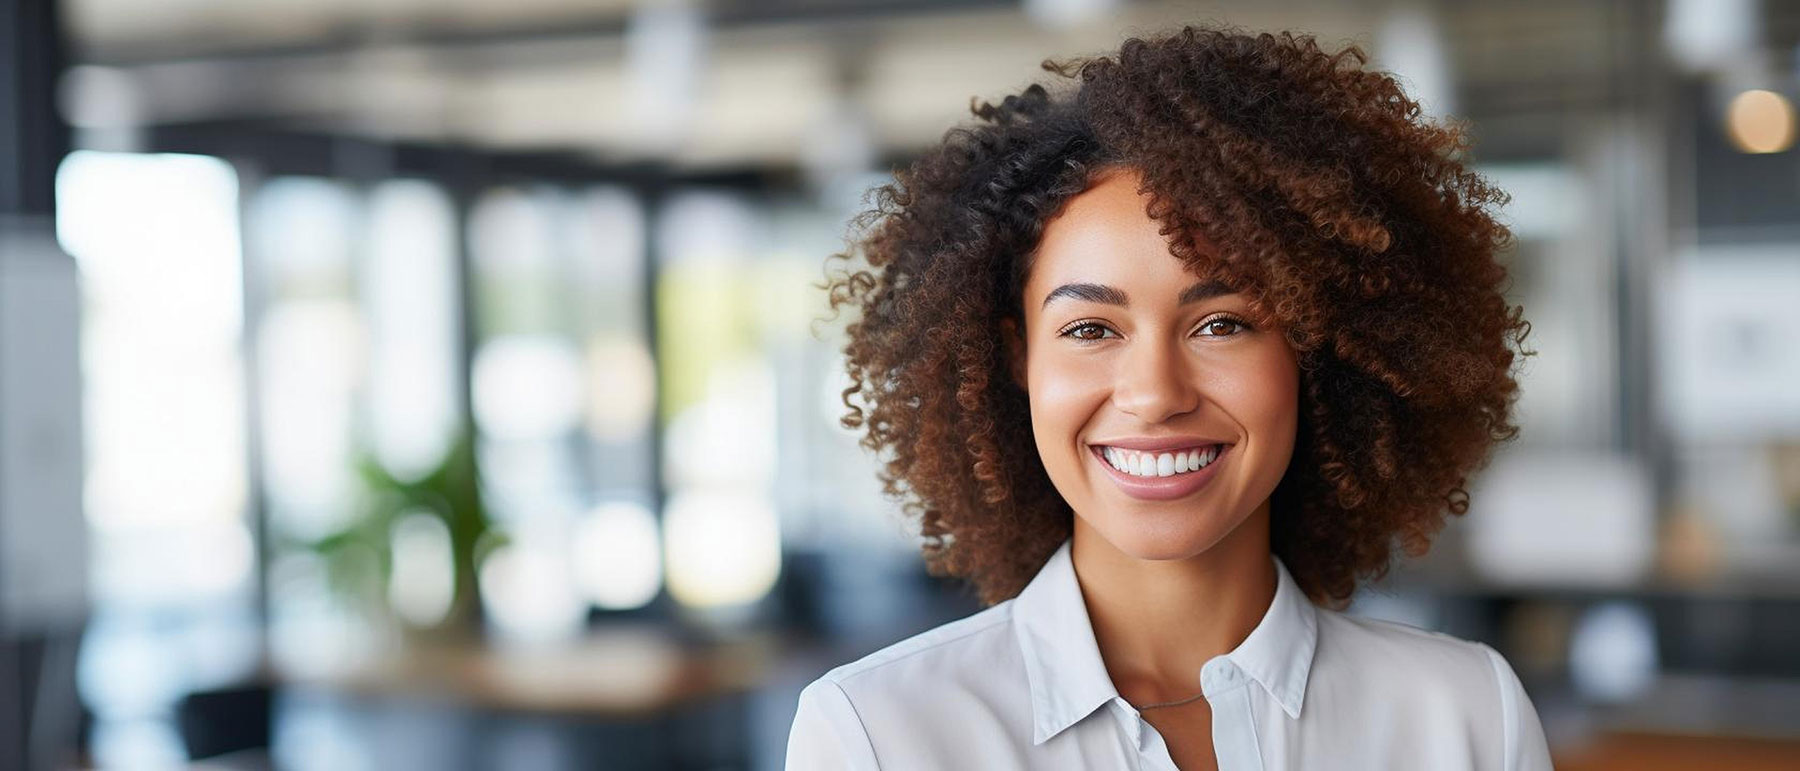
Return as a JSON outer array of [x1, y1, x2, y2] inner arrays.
[[1070, 502, 1277, 698]]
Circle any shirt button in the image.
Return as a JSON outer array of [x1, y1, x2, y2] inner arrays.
[[1200, 658, 1242, 694]]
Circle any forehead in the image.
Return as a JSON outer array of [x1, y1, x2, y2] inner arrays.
[[1026, 168, 1209, 294]]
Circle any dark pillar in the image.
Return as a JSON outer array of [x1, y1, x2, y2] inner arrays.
[[0, 1, 85, 770], [0, 0, 66, 217]]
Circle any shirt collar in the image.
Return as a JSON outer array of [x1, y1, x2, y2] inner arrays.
[[1011, 538, 1319, 745]]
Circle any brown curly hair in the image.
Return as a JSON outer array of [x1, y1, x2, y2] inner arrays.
[[823, 25, 1530, 609]]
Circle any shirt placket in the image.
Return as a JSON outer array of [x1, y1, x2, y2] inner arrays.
[[1116, 661, 1267, 771], [1114, 698, 1170, 771], [1201, 659, 1265, 771]]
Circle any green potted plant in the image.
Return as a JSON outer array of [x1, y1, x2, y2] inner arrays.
[[299, 424, 504, 643]]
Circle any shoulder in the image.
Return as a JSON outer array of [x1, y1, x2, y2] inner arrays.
[[1314, 607, 1501, 684], [810, 599, 1022, 703], [1310, 608, 1553, 770], [1311, 607, 1511, 713], [787, 601, 1029, 769]]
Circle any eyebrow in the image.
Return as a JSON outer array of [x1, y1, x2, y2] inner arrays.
[[1040, 279, 1234, 310]]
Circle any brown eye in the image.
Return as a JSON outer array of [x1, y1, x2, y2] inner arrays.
[[1198, 317, 1248, 337], [1060, 322, 1114, 341]]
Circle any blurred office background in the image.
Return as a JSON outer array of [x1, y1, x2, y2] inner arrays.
[[1, 0, 1798, 768]]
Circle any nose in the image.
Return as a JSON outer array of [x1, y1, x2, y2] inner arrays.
[[1110, 335, 1201, 424]]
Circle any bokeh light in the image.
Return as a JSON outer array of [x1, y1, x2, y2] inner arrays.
[[662, 490, 781, 610], [572, 501, 662, 610], [1726, 88, 1796, 154]]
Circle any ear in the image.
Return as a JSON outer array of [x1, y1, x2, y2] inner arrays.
[[1000, 316, 1028, 392]]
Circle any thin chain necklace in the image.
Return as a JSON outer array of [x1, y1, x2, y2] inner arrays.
[[1133, 690, 1208, 711]]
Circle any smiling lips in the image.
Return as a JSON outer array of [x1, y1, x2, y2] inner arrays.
[[1089, 442, 1231, 501], [1100, 444, 1223, 478]]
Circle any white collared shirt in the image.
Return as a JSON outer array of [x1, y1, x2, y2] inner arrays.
[[786, 538, 1554, 770]]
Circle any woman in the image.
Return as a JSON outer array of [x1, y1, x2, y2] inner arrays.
[[790, 24, 1549, 771]]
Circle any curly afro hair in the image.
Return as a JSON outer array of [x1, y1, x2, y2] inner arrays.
[[823, 24, 1531, 608]]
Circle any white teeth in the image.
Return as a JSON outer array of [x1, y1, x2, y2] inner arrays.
[[1101, 445, 1224, 478]]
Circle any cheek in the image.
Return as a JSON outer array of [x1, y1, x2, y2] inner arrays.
[[1025, 354, 1109, 445], [1215, 345, 1301, 450]]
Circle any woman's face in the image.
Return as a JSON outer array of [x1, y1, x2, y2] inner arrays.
[[1008, 166, 1300, 562]]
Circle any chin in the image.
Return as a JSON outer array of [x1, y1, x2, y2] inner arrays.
[[1082, 507, 1243, 563]]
